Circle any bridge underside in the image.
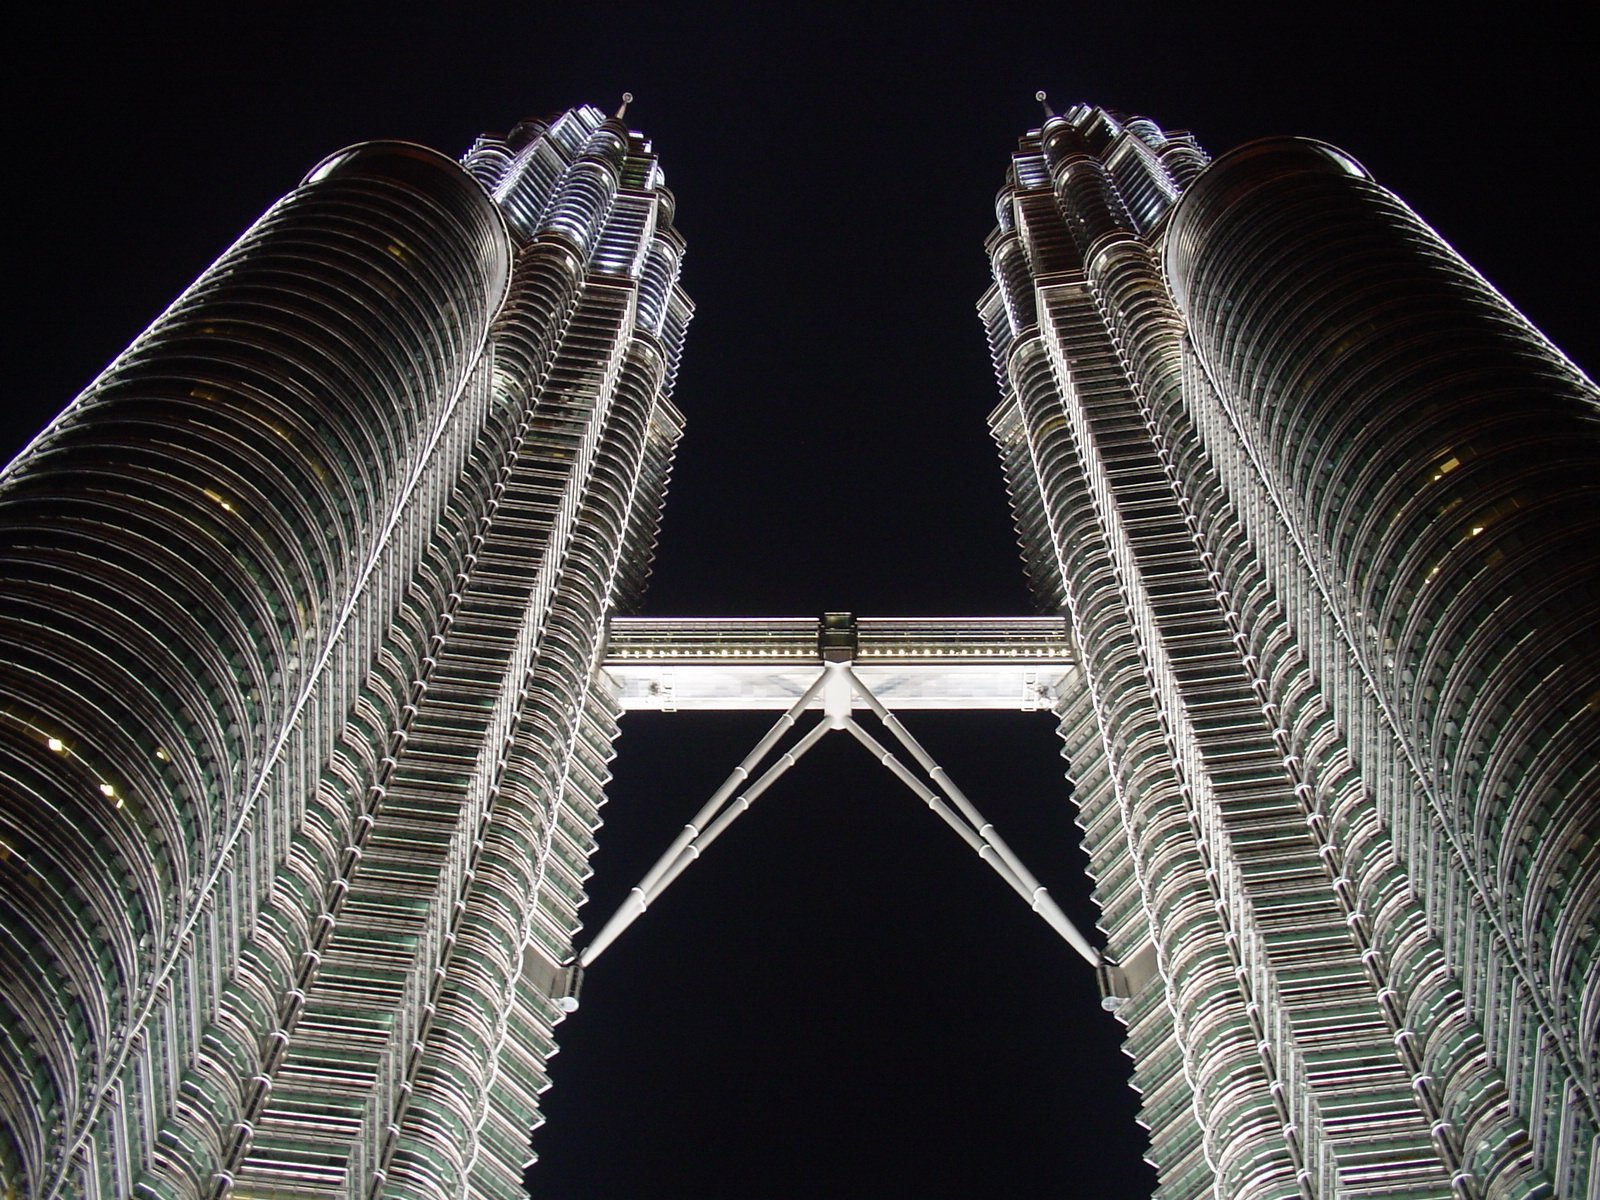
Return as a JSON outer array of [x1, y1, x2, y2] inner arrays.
[[599, 615, 1077, 711]]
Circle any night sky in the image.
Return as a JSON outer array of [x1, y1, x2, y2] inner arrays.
[[5, 6, 1594, 1197]]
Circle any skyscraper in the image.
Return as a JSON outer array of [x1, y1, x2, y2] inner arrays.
[[4, 88, 1597, 1200], [982, 101, 1599, 1197], [0, 103, 690, 1198]]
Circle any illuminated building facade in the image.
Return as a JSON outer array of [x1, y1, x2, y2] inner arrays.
[[4, 89, 1598, 1200], [982, 102, 1600, 1197], [0, 104, 690, 1198]]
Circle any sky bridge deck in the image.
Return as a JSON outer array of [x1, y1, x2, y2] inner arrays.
[[600, 615, 1077, 711]]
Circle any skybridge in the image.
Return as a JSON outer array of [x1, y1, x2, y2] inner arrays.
[[569, 614, 1152, 1003], [600, 613, 1077, 712]]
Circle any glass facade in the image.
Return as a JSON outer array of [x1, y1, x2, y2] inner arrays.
[[984, 105, 1598, 1197], [0, 106, 690, 1199]]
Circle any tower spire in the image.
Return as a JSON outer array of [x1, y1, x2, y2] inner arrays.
[[1035, 89, 1055, 118], [615, 91, 633, 120]]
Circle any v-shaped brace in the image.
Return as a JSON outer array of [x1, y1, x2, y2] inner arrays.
[[577, 661, 1102, 971]]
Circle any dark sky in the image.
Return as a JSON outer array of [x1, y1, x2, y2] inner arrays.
[[4, 6, 1593, 1197]]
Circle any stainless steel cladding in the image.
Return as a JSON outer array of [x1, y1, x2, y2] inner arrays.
[[985, 105, 1598, 1199], [0, 105, 689, 1200]]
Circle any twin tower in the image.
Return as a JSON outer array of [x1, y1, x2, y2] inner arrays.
[[1, 101, 1596, 1198]]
